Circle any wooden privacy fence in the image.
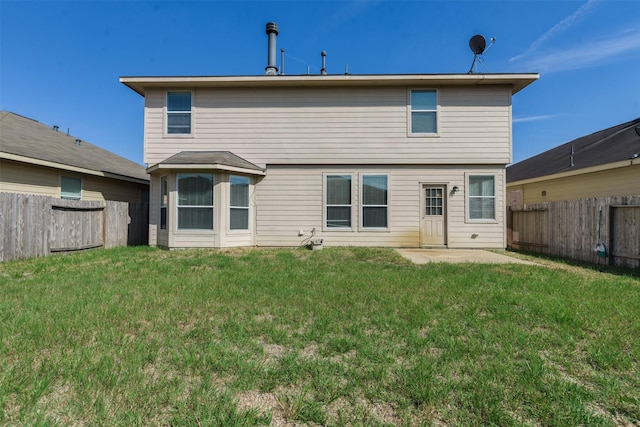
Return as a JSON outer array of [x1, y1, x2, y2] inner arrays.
[[0, 193, 149, 262], [508, 195, 640, 268]]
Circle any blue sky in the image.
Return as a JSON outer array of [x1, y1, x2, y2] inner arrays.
[[1, 0, 639, 166]]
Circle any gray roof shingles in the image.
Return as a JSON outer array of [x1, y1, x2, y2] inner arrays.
[[0, 111, 148, 182], [507, 117, 640, 183], [157, 151, 265, 172]]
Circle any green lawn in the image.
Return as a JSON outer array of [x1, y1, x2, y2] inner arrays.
[[1, 247, 638, 426]]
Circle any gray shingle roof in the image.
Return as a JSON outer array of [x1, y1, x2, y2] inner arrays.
[[507, 117, 640, 183], [156, 151, 265, 172], [0, 111, 148, 182]]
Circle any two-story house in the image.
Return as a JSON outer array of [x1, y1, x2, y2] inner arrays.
[[121, 24, 537, 250]]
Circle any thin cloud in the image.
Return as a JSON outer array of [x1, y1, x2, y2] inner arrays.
[[517, 28, 640, 73], [510, 0, 600, 63], [513, 115, 556, 124], [312, 0, 382, 40]]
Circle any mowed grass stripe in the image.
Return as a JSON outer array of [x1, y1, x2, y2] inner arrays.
[[1, 246, 638, 426]]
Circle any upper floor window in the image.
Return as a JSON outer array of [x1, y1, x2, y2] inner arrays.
[[362, 175, 388, 228], [468, 175, 496, 220], [177, 173, 214, 230], [61, 176, 81, 200], [410, 90, 437, 134], [229, 175, 250, 230], [325, 175, 352, 228], [167, 92, 192, 134]]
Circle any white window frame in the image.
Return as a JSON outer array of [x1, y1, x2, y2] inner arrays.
[[229, 175, 250, 232], [360, 174, 389, 230], [159, 176, 168, 230], [60, 175, 82, 200], [408, 89, 439, 136], [323, 173, 354, 231], [466, 174, 497, 223], [166, 91, 193, 136], [176, 173, 214, 231]]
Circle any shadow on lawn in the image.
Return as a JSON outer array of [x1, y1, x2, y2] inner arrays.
[[507, 249, 640, 279]]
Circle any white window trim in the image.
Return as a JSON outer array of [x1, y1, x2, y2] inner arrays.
[[176, 173, 215, 231], [165, 90, 194, 137], [465, 173, 498, 224], [60, 175, 82, 200], [360, 173, 390, 231], [229, 175, 251, 233], [407, 88, 439, 137], [323, 173, 354, 231]]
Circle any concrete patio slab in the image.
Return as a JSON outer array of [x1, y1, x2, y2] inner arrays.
[[396, 249, 538, 265]]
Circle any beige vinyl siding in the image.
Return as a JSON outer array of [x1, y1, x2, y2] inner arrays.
[[0, 159, 59, 197], [0, 159, 147, 202], [83, 176, 147, 203], [143, 86, 512, 166], [508, 163, 640, 204], [255, 165, 506, 248]]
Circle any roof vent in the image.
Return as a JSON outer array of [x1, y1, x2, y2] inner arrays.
[[320, 51, 327, 75], [570, 144, 575, 167], [75, 138, 82, 146], [53, 125, 59, 132]]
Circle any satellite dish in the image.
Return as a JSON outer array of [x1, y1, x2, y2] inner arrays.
[[469, 35, 486, 55], [467, 34, 494, 74]]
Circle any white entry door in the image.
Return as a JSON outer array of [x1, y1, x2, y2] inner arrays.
[[421, 185, 446, 246]]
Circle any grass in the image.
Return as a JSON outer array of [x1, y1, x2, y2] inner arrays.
[[1, 246, 638, 426]]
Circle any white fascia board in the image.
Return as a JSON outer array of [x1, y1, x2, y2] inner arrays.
[[121, 73, 539, 96]]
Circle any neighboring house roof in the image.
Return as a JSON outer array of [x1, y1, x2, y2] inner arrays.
[[146, 151, 266, 176], [0, 111, 148, 183], [120, 73, 539, 96], [507, 117, 640, 183]]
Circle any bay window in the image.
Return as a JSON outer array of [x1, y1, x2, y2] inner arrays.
[[230, 175, 250, 230], [160, 176, 168, 230], [177, 173, 214, 230]]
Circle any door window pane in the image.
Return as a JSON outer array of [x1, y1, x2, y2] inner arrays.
[[425, 187, 443, 216]]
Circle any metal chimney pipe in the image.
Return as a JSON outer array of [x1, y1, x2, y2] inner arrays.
[[320, 51, 327, 75], [265, 22, 279, 75]]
